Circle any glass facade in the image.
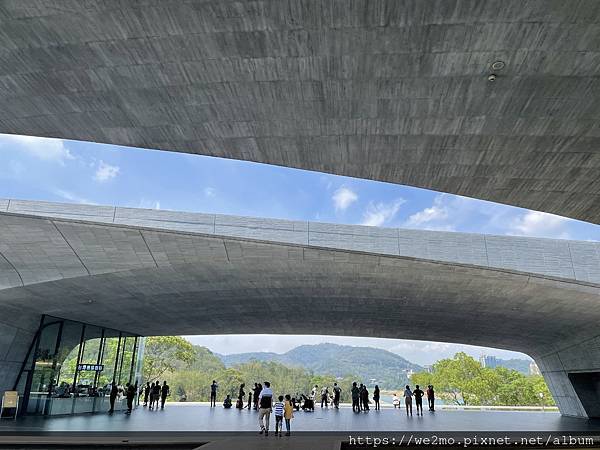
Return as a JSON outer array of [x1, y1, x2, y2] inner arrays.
[[16, 315, 143, 416]]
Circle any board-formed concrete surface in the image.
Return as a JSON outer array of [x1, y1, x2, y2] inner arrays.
[[0, 199, 599, 418], [1, 1, 600, 223]]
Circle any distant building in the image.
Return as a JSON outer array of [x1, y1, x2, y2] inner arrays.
[[529, 361, 541, 375], [480, 355, 498, 368], [423, 365, 433, 373]]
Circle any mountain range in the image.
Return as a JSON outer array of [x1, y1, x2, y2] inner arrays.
[[216, 343, 534, 389], [218, 343, 423, 389]]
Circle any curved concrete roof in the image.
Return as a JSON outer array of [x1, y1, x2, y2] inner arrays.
[[1, 2, 600, 222], [1, 198, 599, 359]]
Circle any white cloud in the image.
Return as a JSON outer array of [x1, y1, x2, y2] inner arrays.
[[0, 134, 72, 164], [361, 198, 405, 227], [404, 194, 581, 240], [94, 160, 120, 182], [405, 196, 449, 228], [403, 194, 500, 232], [52, 188, 95, 205], [507, 211, 570, 239], [137, 198, 161, 210], [332, 186, 358, 211], [204, 187, 216, 198], [403, 194, 460, 231]]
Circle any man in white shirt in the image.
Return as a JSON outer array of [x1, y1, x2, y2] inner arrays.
[[258, 381, 273, 436]]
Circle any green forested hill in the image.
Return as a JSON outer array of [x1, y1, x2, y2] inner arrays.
[[167, 345, 357, 402], [219, 343, 422, 389]]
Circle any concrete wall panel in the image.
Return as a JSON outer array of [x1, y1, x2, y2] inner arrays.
[[216, 215, 308, 245], [309, 222, 398, 255], [115, 207, 214, 234], [569, 241, 600, 284], [398, 229, 488, 266], [8, 199, 115, 223], [485, 236, 576, 280]]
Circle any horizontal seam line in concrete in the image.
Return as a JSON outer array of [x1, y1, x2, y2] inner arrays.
[[0, 209, 598, 291]]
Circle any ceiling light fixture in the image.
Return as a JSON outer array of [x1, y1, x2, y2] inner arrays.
[[490, 60, 506, 71]]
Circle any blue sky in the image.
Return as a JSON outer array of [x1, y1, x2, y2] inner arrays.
[[2, 133, 599, 364]]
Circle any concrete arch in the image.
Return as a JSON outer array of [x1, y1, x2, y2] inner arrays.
[[0, 199, 599, 418]]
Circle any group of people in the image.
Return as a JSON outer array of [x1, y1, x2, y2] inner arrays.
[[221, 381, 294, 436], [350, 382, 381, 412], [108, 381, 137, 415], [392, 384, 435, 416], [310, 383, 343, 409], [141, 380, 170, 410], [209, 379, 437, 436]]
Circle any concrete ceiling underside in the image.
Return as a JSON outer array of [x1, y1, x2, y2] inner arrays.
[[1, 1, 600, 222], [1, 199, 599, 359]]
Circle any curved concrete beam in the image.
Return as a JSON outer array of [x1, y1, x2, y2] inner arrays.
[[0, 199, 599, 417], [2, 199, 599, 287], [1, 2, 600, 222]]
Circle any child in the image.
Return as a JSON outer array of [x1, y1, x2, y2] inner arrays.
[[273, 395, 285, 437], [392, 393, 400, 408], [284, 394, 294, 436]]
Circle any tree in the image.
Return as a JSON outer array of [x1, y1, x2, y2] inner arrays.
[[410, 353, 555, 407], [143, 336, 196, 383]]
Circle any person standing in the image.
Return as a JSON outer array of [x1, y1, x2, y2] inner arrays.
[[160, 380, 169, 409], [403, 385, 413, 416], [333, 383, 341, 409], [247, 390, 253, 410], [427, 385, 435, 411], [151, 382, 160, 410], [373, 385, 380, 411], [253, 383, 262, 410], [148, 382, 155, 410], [311, 385, 318, 401], [143, 382, 150, 407], [284, 394, 294, 436], [237, 383, 246, 409], [258, 381, 273, 436], [320, 386, 328, 408], [274, 395, 285, 437], [210, 380, 218, 407], [413, 385, 424, 415], [351, 382, 360, 413], [358, 384, 365, 411], [362, 386, 370, 411], [125, 382, 136, 414], [108, 381, 118, 414]]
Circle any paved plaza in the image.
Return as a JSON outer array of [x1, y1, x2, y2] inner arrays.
[[2, 404, 600, 433]]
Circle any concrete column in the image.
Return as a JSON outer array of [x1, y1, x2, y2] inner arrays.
[[536, 335, 600, 418]]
